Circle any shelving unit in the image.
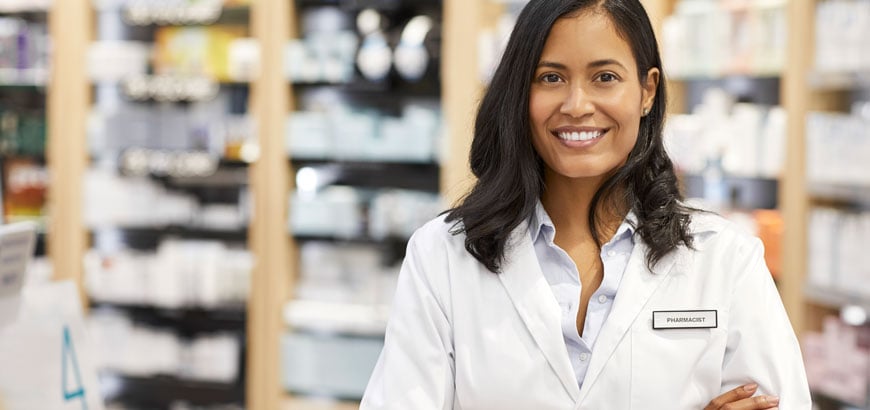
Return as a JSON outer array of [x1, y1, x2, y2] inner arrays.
[[279, 1, 444, 406]]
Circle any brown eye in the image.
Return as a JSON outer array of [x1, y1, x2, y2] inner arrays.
[[540, 73, 562, 83], [597, 72, 618, 82]]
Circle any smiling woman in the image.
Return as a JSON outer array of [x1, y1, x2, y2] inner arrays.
[[359, 1, 812, 409]]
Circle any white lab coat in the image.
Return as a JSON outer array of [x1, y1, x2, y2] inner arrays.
[[361, 212, 811, 410]]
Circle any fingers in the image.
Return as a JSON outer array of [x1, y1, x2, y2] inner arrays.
[[728, 395, 780, 410], [705, 383, 757, 410], [705, 383, 780, 410]]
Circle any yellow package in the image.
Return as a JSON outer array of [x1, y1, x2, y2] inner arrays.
[[154, 25, 248, 81]]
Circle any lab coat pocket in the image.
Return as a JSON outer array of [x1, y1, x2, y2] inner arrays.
[[631, 318, 725, 410]]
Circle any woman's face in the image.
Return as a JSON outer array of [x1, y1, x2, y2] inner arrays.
[[529, 10, 658, 185]]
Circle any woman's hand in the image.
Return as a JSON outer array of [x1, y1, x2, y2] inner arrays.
[[704, 383, 780, 410]]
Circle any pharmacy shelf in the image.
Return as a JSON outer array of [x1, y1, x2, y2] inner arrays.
[[90, 301, 247, 336], [293, 76, 441, 99], [0, 6, 48, 16], [0, 69, 48, 88], [808, 181, 870, 205], [669, 71, 782, 82], [808, 70, 870, 91], [681, 173, 779, 210], [103, 373, 245, 408], [291, 159, 439, 192], [285, 300, 389, 338], [804, 286, 870, 314], [294, 234, 408, 265], [296, 0, 443, 11], [90, 226, 247, 249], [811, 388, 869, 410]]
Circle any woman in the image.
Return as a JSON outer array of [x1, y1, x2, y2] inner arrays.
[[361, 0, 811, 409]]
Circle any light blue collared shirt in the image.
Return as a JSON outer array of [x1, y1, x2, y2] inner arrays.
[[529, 201, 636, 389]]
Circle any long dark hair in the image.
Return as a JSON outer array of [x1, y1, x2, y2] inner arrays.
[[445, 0, 694, 273]]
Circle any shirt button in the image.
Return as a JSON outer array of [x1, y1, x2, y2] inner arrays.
[[607, 250, 616, 257], [579, 353, 590, 361], [598, 294, 608, 304]]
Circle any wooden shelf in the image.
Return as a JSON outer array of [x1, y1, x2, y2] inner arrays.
[[291, 159, 440, 192], [808, 181, 870, 205], [804, 286, 870, 314], [90, 301, 247, 335], [103, 373, 245, 407], [808, 70, 870, 91]]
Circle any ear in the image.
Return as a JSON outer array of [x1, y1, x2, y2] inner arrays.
[[641, 67, 660, 113]]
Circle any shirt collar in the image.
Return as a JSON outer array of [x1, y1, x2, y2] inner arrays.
[[529, 200, 636, 244]]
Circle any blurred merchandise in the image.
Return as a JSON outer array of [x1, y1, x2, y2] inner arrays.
[[287, 104, 441, 163], [802, 316, 869, 408], [814, 0, 870, 74], [290, 186, 442, 240], [0, 17, 49, 85], [85, 239, 251, 308], [88, 41, 151, 83], [806, 110, 870, 187], [290, 186, 363, 238], [0, 0, 50, 13], [122, 0, 224, 26], [88, 94, 254, 160], [282, 330, 383, 400], [0, 109, 46, 156], [808, 208, 870, 298], [476, 2, 525, 84], [368, 189, 444, 240], [88, 308, 241, 383], [662, 0, 786, 78], [1, 157, 47, 224], [285, 32, 358, 84], [753, 209, 783, 279], [153, 26, 248, 82], [665, 88, 785, 178], [294, 242, 398, 308]]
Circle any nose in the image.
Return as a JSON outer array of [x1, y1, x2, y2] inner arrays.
[[560, 86, 595, 118]]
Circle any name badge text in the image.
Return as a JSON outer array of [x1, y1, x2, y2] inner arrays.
[[652, 310, 718, 329]]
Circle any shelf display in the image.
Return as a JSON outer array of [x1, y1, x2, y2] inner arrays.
[[661, 0, 786, 78], [802, 316, 869, 409], [82, 1, 255, 407], [282, 0, 444, 402]]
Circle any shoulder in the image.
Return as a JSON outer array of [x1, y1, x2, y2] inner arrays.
[[688, 211, 759, 246], [686, 211, 765, 265], [406, 214, 468, 259]]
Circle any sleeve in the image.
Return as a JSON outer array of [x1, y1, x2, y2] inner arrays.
[[360, 226, 456, 410], [720, 237, 812, 409]]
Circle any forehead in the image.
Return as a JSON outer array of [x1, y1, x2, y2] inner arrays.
[[539, 11, 636, 69]]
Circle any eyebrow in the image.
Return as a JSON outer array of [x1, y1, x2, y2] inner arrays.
[[536, 59, 627, 70]]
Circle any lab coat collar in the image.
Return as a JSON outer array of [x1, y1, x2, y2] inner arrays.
[[528, 201, 638, 244], [498, 219, 583, 402], [498, 213, 706, 406]]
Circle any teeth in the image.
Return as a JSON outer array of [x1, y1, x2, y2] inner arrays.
[[558, 130, 602, 141]]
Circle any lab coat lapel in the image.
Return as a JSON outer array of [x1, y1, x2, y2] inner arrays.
[[576, 240, 681, 405], [497, 221, 582, 402]]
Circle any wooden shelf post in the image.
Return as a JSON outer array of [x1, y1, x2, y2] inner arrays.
[[47, 0, 91, 306], [249, 0, 294, 408]]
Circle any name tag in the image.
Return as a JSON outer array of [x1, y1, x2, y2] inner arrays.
[[652, 310, 717, 329]]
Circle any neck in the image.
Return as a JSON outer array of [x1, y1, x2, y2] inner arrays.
[[540, 172, 624, 244]]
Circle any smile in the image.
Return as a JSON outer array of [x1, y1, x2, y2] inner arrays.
[[552, 128, 608, 142]]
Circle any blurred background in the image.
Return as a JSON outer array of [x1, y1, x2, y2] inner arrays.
[[0, 0, 867, 409]]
